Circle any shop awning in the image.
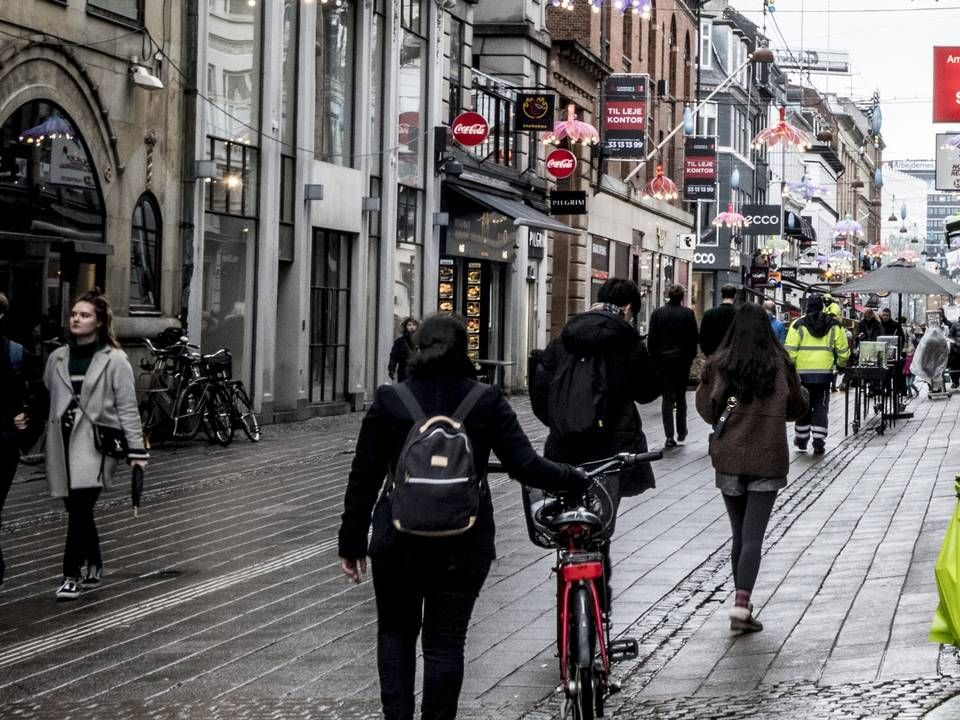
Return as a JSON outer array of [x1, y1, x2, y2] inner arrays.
[[451, 187, 579, 235]]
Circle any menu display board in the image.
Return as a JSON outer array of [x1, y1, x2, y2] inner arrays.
[[438, 259, 455, 314], [465, 262, 483, 362]]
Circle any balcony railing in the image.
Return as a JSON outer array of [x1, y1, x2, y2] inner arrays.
[[449, 69, 520, 170]]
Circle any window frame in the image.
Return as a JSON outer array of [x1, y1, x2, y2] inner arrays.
[[699, 22, 712, 70], [129, 193, 162, 314], [86, 0, 143, 28], [315, 0, 358, 166]]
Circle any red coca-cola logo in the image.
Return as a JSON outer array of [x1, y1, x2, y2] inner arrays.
[[546, 148, 578, 179], [451, 112, 489, 146]]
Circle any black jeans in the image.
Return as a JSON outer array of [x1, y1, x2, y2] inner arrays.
[[661, 367, 690, 440], [722, 490, 778, 593], [371, 542, 491, 720], [795, 383, 830, 445], [62, 487, 102, 580], [0, 441, 19, 584]]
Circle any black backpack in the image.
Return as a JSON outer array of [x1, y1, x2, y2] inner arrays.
[[388, 382, 488, 537], [546, 351, 609, 439]]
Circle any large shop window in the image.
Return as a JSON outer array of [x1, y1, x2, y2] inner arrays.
[[207, 138, 259, 217], [206, 0, 263, 143], [310, 230, 352, 403], [395, 186, 422, 334], [87, 0, 142, 26], [315, 0, 356, 166], [130, 193, 162, 312]]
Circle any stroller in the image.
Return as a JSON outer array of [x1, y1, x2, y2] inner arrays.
[[912, 326, 952, 399]]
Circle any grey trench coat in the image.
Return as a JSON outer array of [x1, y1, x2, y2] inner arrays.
[[43, 345, 148, 497]]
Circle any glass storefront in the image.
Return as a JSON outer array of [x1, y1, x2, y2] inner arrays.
[[395, 186, 422, 334], [201, 213, 255, 382], [310, 230, 351, 402]]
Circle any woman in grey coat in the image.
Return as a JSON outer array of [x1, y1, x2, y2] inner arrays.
[[44, 290, 148, 600]]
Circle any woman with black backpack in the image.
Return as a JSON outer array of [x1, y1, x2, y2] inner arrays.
[[338, 313, 587, 720], [696, 304, 808, 633]]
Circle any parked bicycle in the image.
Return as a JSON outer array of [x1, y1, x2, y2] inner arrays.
[[497, 450, 662, 720], [138, 337, 259, 446]]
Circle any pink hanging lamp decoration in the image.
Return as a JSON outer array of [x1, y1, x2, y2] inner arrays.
[[642, 164, 679, 201], [833, 214, 864, 240], [865, 243, 890, 259], [752, 107, 812, 151], [543, 103, 600, 146], [897, 249, 918, 263], [712, 202, 748, 229]]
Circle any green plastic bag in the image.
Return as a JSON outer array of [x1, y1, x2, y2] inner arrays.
[[930, 480, 960, 645]]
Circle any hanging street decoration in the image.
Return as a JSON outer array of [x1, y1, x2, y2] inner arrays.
[[602, 75, 649, 159], [451, 112, 489, 147], [752, 107, 812, 151], [833, 214, 864, 240], [546, 148, 578, 179], [712, 202, 748, 230], [543, 103, 600, 145], [784, 173, 828, 202], [866, 244, 891, 260], [515, 93, 556, 132], [18, 113, 74, 145], [683, 136, 717, 201], [551, 0, 652, 16], [642, 164, 678, 201]]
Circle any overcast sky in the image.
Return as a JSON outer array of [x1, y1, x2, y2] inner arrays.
[[738, 0, 960, 162]]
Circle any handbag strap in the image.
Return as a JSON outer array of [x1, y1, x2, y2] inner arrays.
[[714, 396, 739, 436]]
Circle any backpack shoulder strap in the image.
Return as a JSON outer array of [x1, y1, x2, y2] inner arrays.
[[392, 383, 426, 421], [452, 382, 488, 422]]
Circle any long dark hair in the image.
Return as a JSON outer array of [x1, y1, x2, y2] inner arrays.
[[407, 314, 475, 379], [71, 288, 120, 349], [705, 303, 787, 403]]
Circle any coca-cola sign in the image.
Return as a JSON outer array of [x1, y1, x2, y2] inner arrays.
[[546, 148, 577, 179], [451, 112, 489, 146]]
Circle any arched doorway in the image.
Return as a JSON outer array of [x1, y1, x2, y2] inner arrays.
[[0, 100, 107, 351]]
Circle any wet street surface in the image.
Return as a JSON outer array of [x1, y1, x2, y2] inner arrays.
[[2, 390, 960, 718]]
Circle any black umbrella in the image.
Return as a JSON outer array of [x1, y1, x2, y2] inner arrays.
[[833, 261, 960, 296], [132, 465, 144, 517]]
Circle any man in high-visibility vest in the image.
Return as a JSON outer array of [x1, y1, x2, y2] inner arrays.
[[784, 295, 850, 455]]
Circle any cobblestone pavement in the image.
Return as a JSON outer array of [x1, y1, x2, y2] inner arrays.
[[1, 388, 959, 718]]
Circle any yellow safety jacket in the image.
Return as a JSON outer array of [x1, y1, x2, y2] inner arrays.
[[824, 301, 842, 321], [785, 316, 850, 384]]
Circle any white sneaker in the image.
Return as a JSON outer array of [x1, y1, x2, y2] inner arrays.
[[56, 578, 81, 600]]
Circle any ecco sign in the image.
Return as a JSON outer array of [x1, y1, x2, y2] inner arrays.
[[741, 204, 783, 236], [693, 252, 716, 264]]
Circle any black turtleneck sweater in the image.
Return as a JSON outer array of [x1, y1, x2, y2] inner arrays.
[[68, 338, 102, 395]]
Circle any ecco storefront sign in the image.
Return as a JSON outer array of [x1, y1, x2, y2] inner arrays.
[[692, 247, 729, 271], [741, 204, 782, 236]]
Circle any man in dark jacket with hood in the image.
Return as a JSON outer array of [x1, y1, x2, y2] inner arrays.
[[532, 278, 661, 613], [647, 284, 699, 447], [698, 284, 738, 357]]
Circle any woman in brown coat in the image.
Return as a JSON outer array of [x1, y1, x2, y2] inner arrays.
[[696, 303, 808, 633]]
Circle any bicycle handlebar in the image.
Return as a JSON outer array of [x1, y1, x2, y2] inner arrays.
[[487, 450, 663, 477]]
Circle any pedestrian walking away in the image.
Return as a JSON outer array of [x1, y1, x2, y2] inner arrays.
[[698, 283, 738, 358], [388, 316, 419, 383], [696, 303, 809, 633], [43, 290, 148, 600], [647, 284, 698, 447], [0, 292, 47, 587], [784, 294, 850, 455], [531, 277, 661, 610], [763, 300, 786, 344], [338, 313, 588, 720]]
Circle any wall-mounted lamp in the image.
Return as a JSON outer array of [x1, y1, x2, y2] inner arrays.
[[362, 196, 381, 212], [305, 184, 324, 201], [193, 160, 216, 181], [436, 156, 463, 178], [433, 212, 450, 227]]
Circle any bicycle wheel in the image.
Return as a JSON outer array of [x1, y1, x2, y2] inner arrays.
[[171, 383, 204, 440], [229, 382, 260, 442], [569, 585, 596, 720], [203, 387, 235, 447]]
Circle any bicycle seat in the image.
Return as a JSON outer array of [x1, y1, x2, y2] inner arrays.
[[535, 504, 603, 534]]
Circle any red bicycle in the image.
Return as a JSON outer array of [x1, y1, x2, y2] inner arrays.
[[518, 450, 662, 720]]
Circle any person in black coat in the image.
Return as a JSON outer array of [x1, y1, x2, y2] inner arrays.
[[647, 284, 699, 447], [387, 316, 418, 383], [531, 278, 661, 497], [698, 284, 738, 357], [339, 314, 587, 720]]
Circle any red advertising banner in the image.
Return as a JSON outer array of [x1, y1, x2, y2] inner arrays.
[[603, 75, 648, 159], [933, 47, 960, 123], [683, 136, 716, 201]]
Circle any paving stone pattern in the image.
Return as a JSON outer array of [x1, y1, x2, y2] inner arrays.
[[1, 390, 960, 718]]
